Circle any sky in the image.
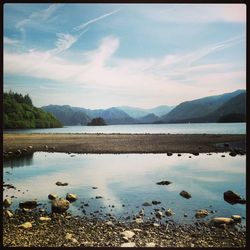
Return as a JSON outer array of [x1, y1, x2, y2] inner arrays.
[[4, 3, 246, 109]]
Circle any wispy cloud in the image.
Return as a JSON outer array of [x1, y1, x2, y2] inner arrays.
[[16, 4, 64, 29], [4, 36, 20, 46], [73, 8, 121, 32], [3, 34, 245, 107]]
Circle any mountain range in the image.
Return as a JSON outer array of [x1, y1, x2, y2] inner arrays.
[[41, 89, 246, 125]]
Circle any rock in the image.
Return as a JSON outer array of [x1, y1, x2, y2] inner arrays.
[[179, 190, 192, 199], [155, 211, 163, 218], [146, 242, 156, 247], [193, 152, 199, 156], [44, 145, 49, 149], [122, 236, 129, 242], [167, 152, 173, 156], [65, 233, 73, 240], [229, 152, 237, 157], [92, 187, 98, 189], [28, 146, 33, 149], [95, 196, 103, 199], [165, 208, 175, 216], [153, 223, 160, 227], [106, 221, 113, 226], [22, 148, 28, 153], [135, 218, 143, 224], [195, 209, 209, 218], [120, 230, 135, 239], [224, 143, 229, 147], [3, 198, 12, 208], [231, 215, 241, 222], [177, 154, 181, 157], [51, 198, 70, 213], [210, 217, 234, 226], [15, 149, 22, 155], [48, 194, 58, 200], [142, 202, 152, 206], [224, 190, 246, 204], [3, 210, 13, 218], [152, 200, 161, 205], [19, 200, 38, 209], [55, 181, 68, 186], [184, 213, 188, 217], [121, 242, 136, 247], [66, 193, 78, 202], [156, 181, 172, 185], [39, 216, 51, 222], [19, 222, 32, 229]]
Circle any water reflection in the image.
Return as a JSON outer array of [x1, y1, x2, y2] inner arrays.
[[3, 152, 246, 224], [4, 153, 34, 168]]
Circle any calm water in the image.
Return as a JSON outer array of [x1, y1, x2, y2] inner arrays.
[[4, 152, 246, 225], [4, 123, 246, 134]]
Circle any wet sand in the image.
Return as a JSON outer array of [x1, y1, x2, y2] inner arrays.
[[3, 133, 246, 154]]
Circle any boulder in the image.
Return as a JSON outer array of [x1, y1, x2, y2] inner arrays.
[[155, 211, 163, 218], [195, 209, 209, 218], [51, 198, 70, 213], [48, 194, 58, 200], [19, 200, 38, 209], [66, 193, 78, 202], [28, 146, 33, 149], [156, 181, 172, 185], [120, 230, 135, 239], [179, 190, 192, 199], [210, 217, 234, 226], [167, 152, 173, 156], [3, 198, 12, 208], [19, 222, 32, 229], [223, 190, 246, 204]]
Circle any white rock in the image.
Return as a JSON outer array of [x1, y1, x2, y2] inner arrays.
[[4, 210, 13, 218], [19, 222, 32, 229], [210, 217, 234, 225], [145, 242, 156, 247], [231, 215, 241, 222], [120, 230, 135, 239], [121, 242, 136, 247], [153, 223, 160, 227], [65, 233, 73, 240], [155, 211, 163, 218], [3, 198, 12, 208], [39, 216, 51, 222], [48, 194, 58, 200], [66, 193, 78, 202], [106, 221, 113, 226]]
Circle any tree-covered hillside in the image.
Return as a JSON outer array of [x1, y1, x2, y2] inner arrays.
[[3, 91, 62, 129]]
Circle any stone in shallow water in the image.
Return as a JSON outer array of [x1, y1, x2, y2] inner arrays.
[[156, 180, 172, 185], [3, 198, 12, 208], [223, 190, 246, 205], [51, 198, 70, 213], [179, 190, 192, 199], [152, 200, 161, 205], [19, 200, 38, 209], [66, 193, 78, 202], [165, 208, 175, 216], [48, 194, 58, 200], [142, 202, 151, 206], [195, 209, 209, 218], [55, 181, 68, 186], [231, 215, 241, 222], [210, 217, 234, 226]]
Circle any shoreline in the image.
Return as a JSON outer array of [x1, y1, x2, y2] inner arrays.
[[3, 133, 246, 156], [3, 209, 246, 247]]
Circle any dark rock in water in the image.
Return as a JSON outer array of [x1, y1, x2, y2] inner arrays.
[[55, 181, 68, 186], [152, 200, 161, 205], [223, 190, 246, 205], [229, 152, 237, 157], [179, 190, 192, 199], [142, 202, 152, 206], [224, 143, 229, 147], [66, 193, 78, 202], [19, 200, 38, 209], [167, 152, 173, 156], [177, 154, 181, 157], [48, 194, 58, 200], [96, 196, 103, 199], [92, 187, 98, 189], [192, 152, 199, 156], [51, 198, 70, 213], [156, 181, 172, 185]]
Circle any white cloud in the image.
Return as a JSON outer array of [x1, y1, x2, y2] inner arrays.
[[4, 36, 20, 46], [4, 35, 245, 107], [145, 4, 246, 23]]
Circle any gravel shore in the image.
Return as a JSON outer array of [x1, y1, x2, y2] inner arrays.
[[3, 133, 246, 154], [3, 209, 246, 247]]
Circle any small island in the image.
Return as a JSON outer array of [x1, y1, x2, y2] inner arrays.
[[87, 117, 107, 126]]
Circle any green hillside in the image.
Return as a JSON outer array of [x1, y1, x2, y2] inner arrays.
[[3, 91, 62, 129]]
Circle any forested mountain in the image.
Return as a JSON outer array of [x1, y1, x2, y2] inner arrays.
[[3, 91, 62, 129], [159, 90, 245, 123]]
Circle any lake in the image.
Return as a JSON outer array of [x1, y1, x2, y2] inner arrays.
[[4, 122, 246, 134], [4, 152, 246, 226]]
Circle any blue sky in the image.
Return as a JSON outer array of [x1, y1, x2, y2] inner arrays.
[[4, 3, 246, 108]]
